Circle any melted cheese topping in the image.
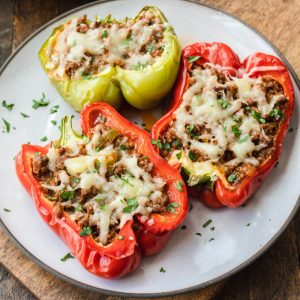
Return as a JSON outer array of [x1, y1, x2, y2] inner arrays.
[[171, 66, 285, 182], [47, 11, 166, 79], [44, 125, 166, 245]]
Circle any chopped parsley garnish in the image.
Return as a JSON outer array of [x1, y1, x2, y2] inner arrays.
[[120, 144, 128, 150], [195, 232, 201, 236], [20, 112, 30, 118], [51, 120, 57, 125], [2, 118, 10, 133], [50, 105, 59, 114], [146, 43, 155, 53], [160, 267, 166, 273], [76, 204, 83, 212], [79, 226, 92, 237], [102, 29, 108, 38], [3, 208, 11, 212], [176, 151, 182, 160], [172, 139, 180, 148], [123, 198, 138, 213], [188, 56, 201, 63], [252, 110, 266, 123], [32, 93, 49, 109], [239, 134, 249, 143], [34, 151, 41, 157], [119, 175, 134, 187], [231, 125, 241, 138], [83, 135, 90, 144], [228, 172, 237, 183], [118, 235, 124, 240], [40, 136, 48, 142], [202, 219, 212, 228], [151, 139, 170, 150], [246, 222, 251, 227], [188, 150, 196, 162], [188, 124, 195, 135], [210, 227, 215, 231], [134, 62, 147, 71], [245, 106, 251, 111], [73, 177, 80, 184], [2, 100, 14, 111], [206, 180, 215, 191], [166, 202, 179, 214], [82, 74, 92, 80], [208, 238, 215, 242], [223, 124, 227, 132], [181, 225, 187, 230], [124, 37, 132, 48], [176, 181, 184, 192], [270, 108, 283, 120], [60, 191, 75, 200], [60, 252, 74, 262], [217, 99, 230, 109]]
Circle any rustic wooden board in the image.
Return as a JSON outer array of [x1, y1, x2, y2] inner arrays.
[[0, 0, 299, 299]]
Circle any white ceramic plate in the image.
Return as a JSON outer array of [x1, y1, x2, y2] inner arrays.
[[0, 0, 299, 297]]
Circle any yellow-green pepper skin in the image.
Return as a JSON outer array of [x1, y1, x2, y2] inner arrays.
[[38, 6, 181, 111]]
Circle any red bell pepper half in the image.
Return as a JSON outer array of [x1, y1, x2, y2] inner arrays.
[[16, 102, 188, 278], [152, 42, 294, 208]]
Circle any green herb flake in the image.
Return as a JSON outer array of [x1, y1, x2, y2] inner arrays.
[[195, 232, 201, 236], [166, 202, 179, 214], [246, 222, 251, 227], [2, 100, 14, 111], [4, 208, 11, 212], [51, 120, 57, 126], [50, 105, 59, 114], [82, 74, 92, 80], [252, 110, 266, 123], [160, 267, 166, 273], [176, 181, 184, 192], [118, 235, 124, 240], [123, 198, 138, 213], [210, 227, 215, 231], [76, 204, 83, 212], [40, 136, 48, 142], [124, 37, 132, 48], [176, 151, 182, 160], [228, 172, 237, 183], [60, 252, 74, 262], [151, 139, 169, 150], [239, 134, 249, 143], [20, 112, 30, 118], [32, 93, 50, 109], [172, 139, 180, 148], [102, 29, 108, 38], [270, 108, 283, 120], [134, 61, 147, 71], [188, 151, 196, 162], [34, 152, 41, 157], [188, 56, 201, 63], [60, 191, 75, 200], [202, 219, 212, 228], [146, 43, 155, 53], [2, 118, 10, 133], [79, 226, 92, 237], [120, 144, 128, 151], [208, 238, 215, 242], [217, 99, 230, 109], [231, 125, 241, 138], [119, 175, 134, 187]]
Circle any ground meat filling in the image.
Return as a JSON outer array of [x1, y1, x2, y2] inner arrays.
[[157, 64, 288, 187], [48, 10, 166, 80], [31, 120, 169, 245]]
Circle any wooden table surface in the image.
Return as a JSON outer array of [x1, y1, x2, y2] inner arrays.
[[0, 0, 299, 299]]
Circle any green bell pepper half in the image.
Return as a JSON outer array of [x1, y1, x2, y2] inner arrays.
[[38, 6, 181, 111]]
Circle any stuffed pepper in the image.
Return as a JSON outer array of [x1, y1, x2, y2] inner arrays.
[[16, 103, 188, 278], [151, 42, 294, 208], [39, 6, 181, 111]]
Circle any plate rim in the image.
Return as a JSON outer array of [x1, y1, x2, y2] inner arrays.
[[0, 0, 299, 297]]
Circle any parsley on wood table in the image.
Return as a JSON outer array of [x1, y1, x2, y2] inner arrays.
[[0, 0, 299, 299]]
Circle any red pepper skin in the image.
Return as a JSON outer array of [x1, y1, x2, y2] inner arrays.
[[152, 42, 294, 208], [81, 103, 188, 249], [16, 144, 140, 278]]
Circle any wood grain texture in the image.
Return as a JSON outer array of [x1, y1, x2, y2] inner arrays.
[[0, 0, 299, 299]]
